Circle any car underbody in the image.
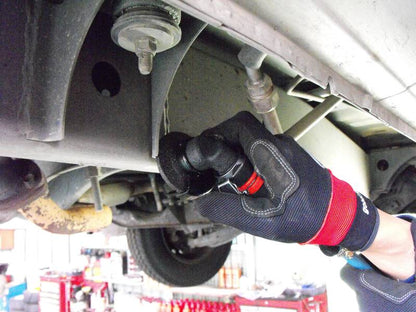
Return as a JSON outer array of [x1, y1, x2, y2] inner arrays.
[[1, 0, 415, 286]]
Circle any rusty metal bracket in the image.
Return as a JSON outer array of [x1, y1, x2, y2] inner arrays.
[[20, 199, 112, 234], [151, 16, 207, 157]]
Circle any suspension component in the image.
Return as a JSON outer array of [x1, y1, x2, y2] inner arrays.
[[111, 0, 182, 75]]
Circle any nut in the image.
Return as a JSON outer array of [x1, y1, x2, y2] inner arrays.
[[245, 74, 279, 114], [135, 37, 157, 54]]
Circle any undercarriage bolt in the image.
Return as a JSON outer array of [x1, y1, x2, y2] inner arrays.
[[110, 0, 181, 76], [23, 173, 36, 189], [135, 38, 157, 75], [137, 51, 154, 75]]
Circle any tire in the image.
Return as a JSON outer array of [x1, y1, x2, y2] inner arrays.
[[127, 228, 231, 286]]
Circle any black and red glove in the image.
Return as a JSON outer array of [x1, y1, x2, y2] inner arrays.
[[195, 111, 379, 251]]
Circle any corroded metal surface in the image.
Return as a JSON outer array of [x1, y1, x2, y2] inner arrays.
[[20, 197, 112, 234]]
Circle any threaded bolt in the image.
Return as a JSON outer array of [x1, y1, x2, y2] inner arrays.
[[137, 50, 154, 75], [135, 37, 157, 75]]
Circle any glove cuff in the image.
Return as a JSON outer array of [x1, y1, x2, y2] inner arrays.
[[340, 193, 379, 251], [303, 172, 379, 251], [303, 172, 358, 246]]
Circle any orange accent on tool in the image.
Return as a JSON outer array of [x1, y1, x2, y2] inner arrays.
[[247, 175, 264, 194], [238, 172, 257, 192], [238, 172, 264, 195]]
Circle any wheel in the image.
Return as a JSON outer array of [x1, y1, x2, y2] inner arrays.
[[127, 228, 231, 286]]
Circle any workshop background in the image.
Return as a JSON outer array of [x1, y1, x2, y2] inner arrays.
[[0, 216, 359, 312]]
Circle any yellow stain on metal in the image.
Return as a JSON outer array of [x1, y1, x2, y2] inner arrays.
[[19, 197, 112, 234]]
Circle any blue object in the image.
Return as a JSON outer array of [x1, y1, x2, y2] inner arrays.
[[5, 283, 26, 312], [346, 255, 372, 270], [347, 255, 416, 284], [402, 275, 415, 283]]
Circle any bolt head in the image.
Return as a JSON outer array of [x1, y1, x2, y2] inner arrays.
[[23, 173, 37, 189], [246, 74, 279, 113], [135, 37, 157, 53]]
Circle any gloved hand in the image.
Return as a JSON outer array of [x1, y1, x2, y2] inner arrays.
[[195, 111, 379, 251], [341, 263, 416, 312]]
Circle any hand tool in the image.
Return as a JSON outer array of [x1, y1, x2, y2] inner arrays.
[[157, 132, 266, 196]]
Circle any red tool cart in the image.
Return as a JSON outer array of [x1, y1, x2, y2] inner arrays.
[[39, 273, 84, 312], [235, 291, 328, 312]]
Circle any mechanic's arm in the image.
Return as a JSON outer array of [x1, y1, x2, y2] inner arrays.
[[341, 214, 416, 312], [194, 111, 416, 312], [362, 210, 414, 280], [195, 111, 415, 278]]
